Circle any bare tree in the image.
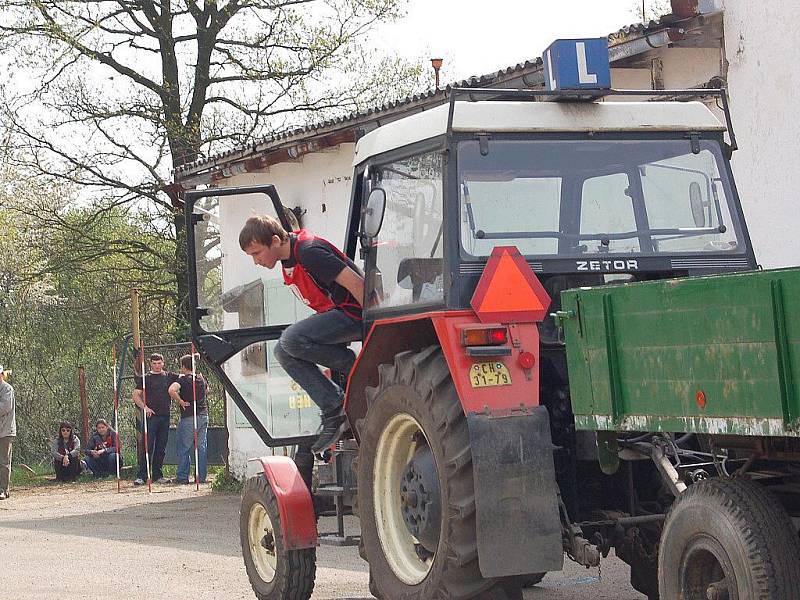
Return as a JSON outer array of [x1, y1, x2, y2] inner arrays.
[[631, 0, 673, 23], [0, 0, 423, 326]]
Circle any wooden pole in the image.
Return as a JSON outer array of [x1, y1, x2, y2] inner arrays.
[[79, 366, 89, 445]]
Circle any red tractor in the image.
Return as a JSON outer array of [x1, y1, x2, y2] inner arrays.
[[186, 77, 760, 597]]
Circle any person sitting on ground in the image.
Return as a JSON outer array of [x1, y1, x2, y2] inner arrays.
[[51, 421, 83, 482], [169, 354, 208, 485], [83, 419, 121, 479]]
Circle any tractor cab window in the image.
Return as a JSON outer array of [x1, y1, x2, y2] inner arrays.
[[367, 151, 444, 308], [458, 139, 743, 258]]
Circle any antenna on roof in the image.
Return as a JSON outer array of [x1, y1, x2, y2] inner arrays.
[[431, 58, 443, 91]]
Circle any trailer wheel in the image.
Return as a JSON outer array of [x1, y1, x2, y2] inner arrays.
[[240, 474, 316, 600], [357, 346, 500, 599], [658, 477, 800, 600]]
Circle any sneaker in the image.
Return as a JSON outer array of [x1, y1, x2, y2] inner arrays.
[[0, 490, 6, 500], [133, 478, 145, 486], [311, 408, 348, 453], [155, 477, 170, 484], [174, 479, 190, 485]]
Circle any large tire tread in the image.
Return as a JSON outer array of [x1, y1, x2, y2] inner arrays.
[[658, 476, 800, 600], [240, 474, 316, 600], [359, 346, 504, 600]]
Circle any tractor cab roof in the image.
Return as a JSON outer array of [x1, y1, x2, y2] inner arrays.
[[353, 100, 725, 166]]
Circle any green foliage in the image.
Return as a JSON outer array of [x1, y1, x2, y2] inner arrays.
[[0, 164, 225, 463], [211, 467, 243, 493]]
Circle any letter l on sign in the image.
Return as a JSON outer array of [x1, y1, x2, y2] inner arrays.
[[576, 42, 598, 84]]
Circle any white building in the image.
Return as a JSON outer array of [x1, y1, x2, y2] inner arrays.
[[175, 0, 800, 477]]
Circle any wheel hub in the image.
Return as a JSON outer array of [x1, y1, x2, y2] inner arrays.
[[400, 443, 441, 552]]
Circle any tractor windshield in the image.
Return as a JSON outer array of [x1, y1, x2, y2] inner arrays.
[[457, 138, 744, 258]]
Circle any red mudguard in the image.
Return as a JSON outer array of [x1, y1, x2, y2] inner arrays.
[[254, 456, 318, 550]]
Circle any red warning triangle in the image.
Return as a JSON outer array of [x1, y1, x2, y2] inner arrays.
[[470, 246, 551, 323]]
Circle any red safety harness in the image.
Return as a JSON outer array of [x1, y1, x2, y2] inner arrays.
[[281, 229, 362, 320]]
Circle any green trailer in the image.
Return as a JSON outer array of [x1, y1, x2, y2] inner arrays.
[[561, 267, 800, 437], [556, 267, 800, 599]]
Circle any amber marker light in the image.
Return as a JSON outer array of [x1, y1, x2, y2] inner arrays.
[[460, 325, 508, 347]]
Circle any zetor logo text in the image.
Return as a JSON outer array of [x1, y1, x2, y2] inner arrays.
[[576, 259, 639, 272]]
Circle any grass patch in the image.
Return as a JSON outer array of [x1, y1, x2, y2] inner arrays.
[[211, 468, 243, 493], [10, 462, 54, 488]]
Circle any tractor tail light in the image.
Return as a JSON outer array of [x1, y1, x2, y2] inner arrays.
[[461, 326, 508, 347]]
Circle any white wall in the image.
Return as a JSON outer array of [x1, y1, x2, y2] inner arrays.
[[724, 0, 800, 268], [215, 144, 359, 478]]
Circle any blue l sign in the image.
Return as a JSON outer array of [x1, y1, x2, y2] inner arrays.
[[543, 38, 611, 91]]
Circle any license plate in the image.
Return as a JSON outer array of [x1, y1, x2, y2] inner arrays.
[[469, 362, 512, 388]]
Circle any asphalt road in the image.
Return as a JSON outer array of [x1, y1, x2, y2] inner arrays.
[[0, 481, 645, 600]]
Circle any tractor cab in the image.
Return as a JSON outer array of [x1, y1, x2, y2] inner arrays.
[[352, 92, 755, 330]]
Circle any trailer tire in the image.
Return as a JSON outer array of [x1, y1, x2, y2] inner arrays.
[[240, 474, 316, 600], [357, 346, 500, 599], [658, 477, 800, 600]]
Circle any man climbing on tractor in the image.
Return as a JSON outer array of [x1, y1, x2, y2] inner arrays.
[[239, 215, 364, 452]]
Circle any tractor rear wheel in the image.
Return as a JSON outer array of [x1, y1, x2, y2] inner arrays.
[[240, 474, 316, 600], [658, 477, 800, 600], [357, 346, 503, 599]]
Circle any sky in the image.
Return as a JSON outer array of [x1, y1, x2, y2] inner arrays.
[[373, 0, 650, 84]]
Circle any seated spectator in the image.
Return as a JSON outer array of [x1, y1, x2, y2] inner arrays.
[[84, 419, 121, 479], [51, 421, 82, 482]]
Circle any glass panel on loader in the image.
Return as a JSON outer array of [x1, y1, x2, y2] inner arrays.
[[227, 340, 320, 439]]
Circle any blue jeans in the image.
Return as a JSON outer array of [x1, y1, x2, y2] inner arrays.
[[274, 309, 362, 415], [176, 414, 209, 483], [137, 415, 170, 481], [85, 452, 121, 478]]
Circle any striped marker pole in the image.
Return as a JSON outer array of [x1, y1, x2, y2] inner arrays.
[[140, 344, 152, 493], [191, 344, 200, 491], [113, 345, 121, 493]]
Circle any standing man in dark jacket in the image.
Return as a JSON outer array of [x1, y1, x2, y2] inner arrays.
[[239, 215, 364, 452], [169, 354, 208, 484], [132, 353, 178, 485], [0, 365, 15, 500]]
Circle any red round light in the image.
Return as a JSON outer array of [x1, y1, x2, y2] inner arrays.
[[489, 329, 507, 344], [518, 351, 536, 369], [695, 390, 707, 408]]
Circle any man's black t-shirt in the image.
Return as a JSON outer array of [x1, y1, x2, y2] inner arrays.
[[177, 374, 208, 419], [282, 234, 363, 318], [134, 371, 179, 417]]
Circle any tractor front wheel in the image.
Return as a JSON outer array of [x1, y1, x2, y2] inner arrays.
[[240, 474, 316, 600], [357, 346, 503, 599]]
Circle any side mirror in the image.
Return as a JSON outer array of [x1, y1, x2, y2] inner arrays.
[[363, 188, 386, 238], [689, 181, 706, 228]]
